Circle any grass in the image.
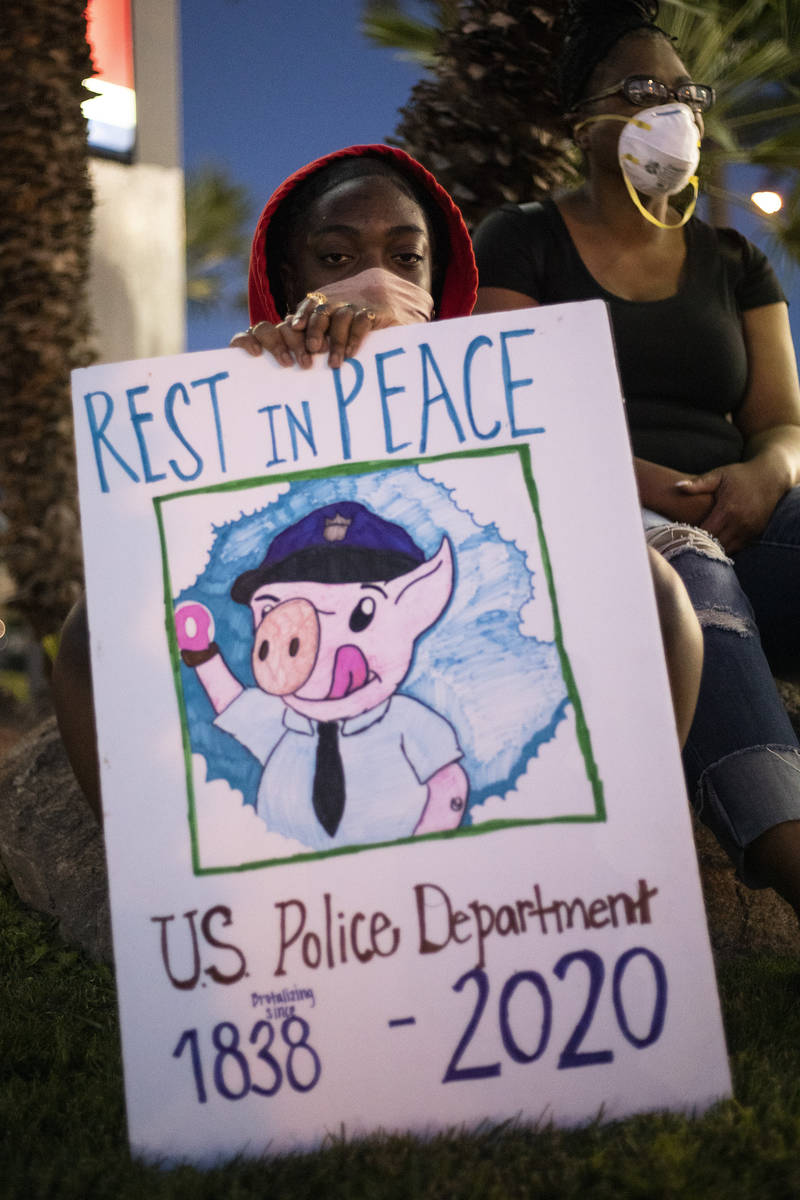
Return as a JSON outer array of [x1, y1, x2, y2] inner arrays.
[[3, 869, 800, 1200]]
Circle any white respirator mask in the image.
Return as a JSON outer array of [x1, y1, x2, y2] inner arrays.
[[575, 102, 701, 228]]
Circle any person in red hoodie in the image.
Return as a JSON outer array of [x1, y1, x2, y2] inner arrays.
[[230, 143, 478, 367], [53, 144, 701, 820]]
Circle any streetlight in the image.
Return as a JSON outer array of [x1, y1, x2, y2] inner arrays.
[[751, 191, 783, 215]]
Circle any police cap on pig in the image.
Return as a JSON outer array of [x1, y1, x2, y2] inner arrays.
[[231, 501, 426, 600]]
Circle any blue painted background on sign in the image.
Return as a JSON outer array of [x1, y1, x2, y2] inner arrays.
[[172, 462, 569, 821]]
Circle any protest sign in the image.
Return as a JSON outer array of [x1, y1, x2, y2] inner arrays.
[[71, 301, 731, 1164]]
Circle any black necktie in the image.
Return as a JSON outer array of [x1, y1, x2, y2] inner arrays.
[[312, 721, 345, 837]]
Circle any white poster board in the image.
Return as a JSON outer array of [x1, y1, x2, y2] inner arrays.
[[72, 302, 731, 1165]]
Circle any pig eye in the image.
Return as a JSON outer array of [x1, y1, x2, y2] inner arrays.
[[349, 596, 376, 632]]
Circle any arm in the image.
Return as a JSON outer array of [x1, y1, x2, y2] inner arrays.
[[414, 761, 468, 835], [648, 547, 703, 747], [188, 652, 244, 715], [675, 303, 800, 552], [175, 604, 243, 714], [472, 203, 547, 318], [634, 457, 715, 526], [473, 286, 539, 315], [475, 287, 717, 526], [52, 595, 101, 821]]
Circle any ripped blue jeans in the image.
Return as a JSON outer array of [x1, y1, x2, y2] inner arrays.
[[644, 486, 800, 882]]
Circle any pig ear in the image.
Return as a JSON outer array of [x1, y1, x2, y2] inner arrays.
[[390, 537, 454, 634]]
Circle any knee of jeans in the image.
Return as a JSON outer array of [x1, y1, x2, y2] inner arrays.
[[646, 523, 756, 637], [645, 522, 730, 564]]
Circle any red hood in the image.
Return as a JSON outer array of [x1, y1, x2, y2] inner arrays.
[[248, 144, 477, 326]]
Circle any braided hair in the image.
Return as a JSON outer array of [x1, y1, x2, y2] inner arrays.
[[557, 0, 668, 113]]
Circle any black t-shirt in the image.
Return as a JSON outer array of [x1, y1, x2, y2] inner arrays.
[[473, 199, 786, 474]]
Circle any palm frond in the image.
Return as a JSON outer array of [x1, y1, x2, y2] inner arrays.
[[726, 101, 800, 130], [185, 167, 252, 312], [658, 0, 799, 243], [360, 2, 439, 64]]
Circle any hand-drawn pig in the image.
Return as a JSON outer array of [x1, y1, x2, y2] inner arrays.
[[176, 501, 468, 851]]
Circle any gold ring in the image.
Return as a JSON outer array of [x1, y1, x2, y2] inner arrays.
[[248, 322, 268, 337], [305, 291, 327, 306]]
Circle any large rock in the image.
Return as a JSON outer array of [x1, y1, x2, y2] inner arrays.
[[777, 679, 800, 735], [694, 678, 800, 957], [0, 716, 111, 961], [693, 817, 799, 957]]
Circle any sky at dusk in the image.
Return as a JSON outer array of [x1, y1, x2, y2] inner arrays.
[[180, 0, 423, 351], [179, 0, 800, 360]]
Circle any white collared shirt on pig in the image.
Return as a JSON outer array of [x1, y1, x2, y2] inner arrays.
[[214, 689, 463, 851]]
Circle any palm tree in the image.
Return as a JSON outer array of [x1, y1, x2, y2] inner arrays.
[[362, 0, 800, 248], [185, 167, 252, 315], [659, 0, 800, 249], [363, 0, 578, 228], [0, 0, 94, 642]]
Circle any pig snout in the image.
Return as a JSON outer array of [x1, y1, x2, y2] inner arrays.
[[252, 598, 319, 695]]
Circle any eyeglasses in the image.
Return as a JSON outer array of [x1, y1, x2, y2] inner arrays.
[[577, 75, 715, 113]]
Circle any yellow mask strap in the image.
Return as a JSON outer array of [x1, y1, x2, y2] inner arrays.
[[572, 113, 651, 135], [620, 167, 698, 228], [573, 112, 699, 230]]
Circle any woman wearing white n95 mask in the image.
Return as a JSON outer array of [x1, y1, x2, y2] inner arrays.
[[472, 0, 800, 917]]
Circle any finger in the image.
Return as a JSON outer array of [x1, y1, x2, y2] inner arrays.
[[290, 291, 328, 331], [700, 507, 743, 553], [343, 307, 377, 361], [326, 305, 358, 368], [249, 321, 297, 368], [303, 304, 333, 355], [230, 329, 264, 357], [711, 524, 741, 554], [277, 319, 326, 367], [674, 472, 721, 495], [699, 511, 724, 541]]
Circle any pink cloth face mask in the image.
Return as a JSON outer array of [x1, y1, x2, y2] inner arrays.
[[320, 267, 434, 326]]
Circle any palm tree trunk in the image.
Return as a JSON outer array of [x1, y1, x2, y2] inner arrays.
[[0, 0, 95, 641]]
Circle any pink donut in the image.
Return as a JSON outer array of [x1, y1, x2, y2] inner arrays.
[[175, 602, 214, 652]]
